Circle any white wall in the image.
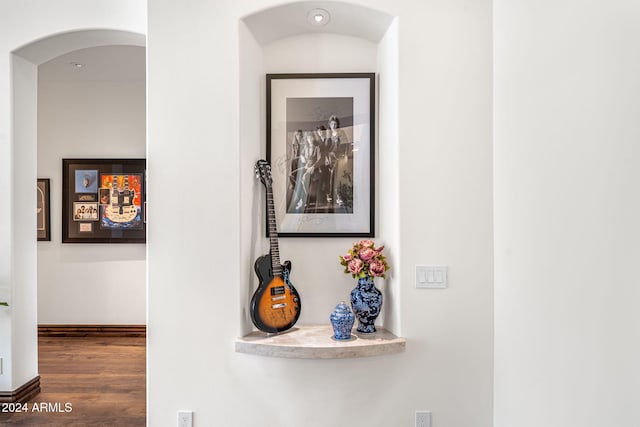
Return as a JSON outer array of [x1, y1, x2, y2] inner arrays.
[[37, 46, 146, 324], [396, 1, 493, 424], [494, 1, 640, 426], [0, 0, 145, 393], [149, 1, 492, 426], [377, 17, 401, 334], [9, 53, 39, 396]]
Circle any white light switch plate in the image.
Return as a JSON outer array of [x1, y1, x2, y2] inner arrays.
[[416, 266, 448, 289]]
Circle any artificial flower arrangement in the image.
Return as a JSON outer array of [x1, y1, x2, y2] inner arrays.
[[339, 240, 390, 279]]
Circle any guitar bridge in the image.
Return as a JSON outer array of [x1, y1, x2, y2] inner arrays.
[[271, 295, 286, 301]]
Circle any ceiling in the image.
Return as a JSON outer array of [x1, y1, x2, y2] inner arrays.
[[38, 45, 145, 82], [243, 1, 394, 45]]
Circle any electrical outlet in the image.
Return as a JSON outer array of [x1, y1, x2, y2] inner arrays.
[[178, 410, 193, 427], [416, 411, 432, 427]]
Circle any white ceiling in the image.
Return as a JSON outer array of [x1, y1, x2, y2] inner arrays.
[[35, 2, 390, 82], [243, 1, 394, 45], [38, 45, 145, 82]]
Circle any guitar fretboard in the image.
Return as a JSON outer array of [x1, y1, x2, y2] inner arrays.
[[265, 184, 281, 276]]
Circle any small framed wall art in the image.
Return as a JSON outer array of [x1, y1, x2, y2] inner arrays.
[[62, 158, 146, 243], [37, 178, 51, 241], [266, 73, 375, 237]]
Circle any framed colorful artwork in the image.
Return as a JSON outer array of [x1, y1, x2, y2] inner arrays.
[[266, 73, 375, 237], [62, 158, 146, 243], [37, 178, 51, 241]]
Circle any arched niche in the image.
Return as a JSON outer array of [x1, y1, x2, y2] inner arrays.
[[238, 2, 401, 337]]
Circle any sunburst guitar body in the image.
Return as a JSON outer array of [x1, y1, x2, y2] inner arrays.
[[251, 160, 301, 333], [251, 256, 300, 333]]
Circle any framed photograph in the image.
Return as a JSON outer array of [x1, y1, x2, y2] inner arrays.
[[267, 73, 375, 237], [72, 202, 99, 221], [62, 159, 146, 243], [37, 178, 51, 241]]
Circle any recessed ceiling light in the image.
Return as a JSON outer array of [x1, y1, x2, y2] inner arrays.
[[307, 8, 330, 26], [70, 62, 84, 68]]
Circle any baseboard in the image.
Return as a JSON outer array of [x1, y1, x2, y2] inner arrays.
[[0, 376, 40, 403], [38, 324, 146, 338]]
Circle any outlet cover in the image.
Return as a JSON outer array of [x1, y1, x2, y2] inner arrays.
[[416, 411, 432, 427], [178, 411, 193, 427]]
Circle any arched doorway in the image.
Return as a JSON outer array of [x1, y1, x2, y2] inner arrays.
[[3, 28, 145, 401]]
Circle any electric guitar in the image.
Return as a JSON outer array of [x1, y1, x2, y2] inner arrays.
[[103, 175, 138, 223], [251, 160, 301, 333]]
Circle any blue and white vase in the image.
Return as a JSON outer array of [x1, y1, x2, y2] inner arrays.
[[330, 301, 355, 340], [350, 275, 383, 333]]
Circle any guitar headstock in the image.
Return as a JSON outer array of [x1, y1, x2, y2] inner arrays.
[[254, 159, 272, 188]]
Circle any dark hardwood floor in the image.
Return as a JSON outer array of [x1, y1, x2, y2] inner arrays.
[[0, 336, 146, 426]]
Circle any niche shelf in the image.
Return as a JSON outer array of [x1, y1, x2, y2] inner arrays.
[[235, 325, 406, 359]]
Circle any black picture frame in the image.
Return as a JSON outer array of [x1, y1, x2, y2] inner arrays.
[[37, 178, 51, 241], [266, 73, 375, 237], [62, 158, 146, 243]]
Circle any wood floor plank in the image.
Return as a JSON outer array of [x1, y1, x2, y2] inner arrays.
[[0, 336, 146, 426]]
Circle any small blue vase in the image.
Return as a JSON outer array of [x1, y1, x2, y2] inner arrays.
[[350, 275, 383, 333], [330, 302, 355, 340]]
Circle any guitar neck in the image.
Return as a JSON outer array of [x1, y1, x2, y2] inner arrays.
[[265, 185, 282, 276]]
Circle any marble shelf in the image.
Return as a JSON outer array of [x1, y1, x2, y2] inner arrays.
[[235, 325, 406, 359]]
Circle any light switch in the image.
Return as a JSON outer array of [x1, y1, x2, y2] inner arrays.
[[416, 266, 448, 289], [417, 269, 427, 283]]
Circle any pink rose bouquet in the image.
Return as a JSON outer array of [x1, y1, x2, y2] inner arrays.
[[339, 240, 390, 279]]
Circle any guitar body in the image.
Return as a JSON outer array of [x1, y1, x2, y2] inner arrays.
[[250, 255, 301, 333]]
